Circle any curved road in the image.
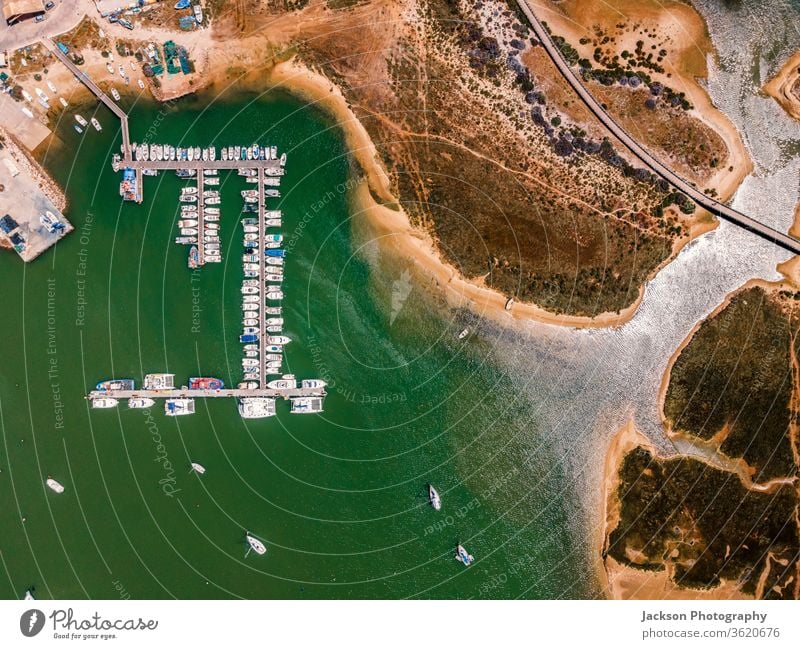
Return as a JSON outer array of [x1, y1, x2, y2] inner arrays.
[[515, 0, 800, 256]]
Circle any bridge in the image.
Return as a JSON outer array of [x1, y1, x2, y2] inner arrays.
[[42, 37, 132, 159], [514, 0, 800, 256]]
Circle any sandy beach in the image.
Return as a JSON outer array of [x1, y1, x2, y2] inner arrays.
[[764, 48, 800, 122]]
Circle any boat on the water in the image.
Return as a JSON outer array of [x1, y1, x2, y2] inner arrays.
[[455, 544, 474, 566], [239, 398, 277, 419], [46, 477, 65, 494], [91, 117, 102, 132], [92, 398, 119, 409], [189, 377, 224, 390], [24, 590, 35, 600], [96, 379, 135, 391], [165, 398, 195, 416], [428, 484, 442, 510], [190, 462, 206, 474], [188, 245, 199, 269], [246, 532, 267, 555], [301, 379, 326, 389], [458, 328, 469, 340], [128, 397, 155, 408], [266, 374, 296, 390], [75, 114, 88, 127]]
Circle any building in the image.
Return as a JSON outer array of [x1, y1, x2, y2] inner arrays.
[[0, 214, 19, 234], [2, 0, 45, 25]]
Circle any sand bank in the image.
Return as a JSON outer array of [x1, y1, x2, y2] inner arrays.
[[764, 48, 800, 122]]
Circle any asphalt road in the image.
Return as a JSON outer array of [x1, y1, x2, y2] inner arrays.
[[516, 0, 800, 256], [0, 0, 85, 51]]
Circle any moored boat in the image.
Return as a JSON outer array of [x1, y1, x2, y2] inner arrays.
[[46, 477, 65, 494], [246, 532, 267, 555], [455, 544, 474, 566], [190, 462, 206, 475], [92, 398, 119, 409], [428, 484, 442, 510], [96, 379, 135, 391], [128, 397, 155, 408], [165, 398, 195, 416], [189, 377, 224, 390]]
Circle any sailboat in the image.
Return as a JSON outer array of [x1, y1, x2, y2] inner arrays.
[[428, 484, 441, 510], [246, 532, 267, 556]]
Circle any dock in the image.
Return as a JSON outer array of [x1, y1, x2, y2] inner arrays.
[[257, 166, 267, 388], [87, 388, 325, 401]]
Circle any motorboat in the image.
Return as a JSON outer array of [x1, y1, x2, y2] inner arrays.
[[243, 320, 259, 329], [242, 359, 259, 367], [138, 79, 145, 90], [241, 286, 259, 295], [111, 87, 121, 101], [178, 219, 198, 228], [455, 544, 474, 566], [267, 336, 291, 346], [180, 228, 198, 236], [92, 398, 119, 409], [205, 197, 221, 205], [428, 484, 442, 510], [165, 398, 195, 416], [204, 177, 220, 185], [267, 375, 296, 390], [243, 344, 259, 352], [458, 328, 469, 340], [189, 377, 224, 390], [243, 295, 260, 303], [243, 311, 259, 319], [266, 249, 286, 258], [266, 290, 283, 301], [301, 379, 326, 389], [180, 195, 198, 203], [96, 379, 135, 391], [266, 257, 283, 266], [238, 381, 259, 390], [128, 397, 155, 408], [264, 345, 282, 353], [266, 318, 283, 326], [46, 477, 65, 494], [265, 274, 283, 282], [206, 223, 219, 230], [264, 307, 282, 315], [182, 186, 198, 194], [265, 219, 282, 227], [242, 327, 259, 335], [75, 114, 88, 127], [191, 462, 206, 475]]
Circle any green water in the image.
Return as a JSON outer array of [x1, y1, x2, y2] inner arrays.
[[0, 89, 594, 599]]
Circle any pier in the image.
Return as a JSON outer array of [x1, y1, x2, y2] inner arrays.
[[257, 166, 267, 388], [87, 388, 326, 401], [42, 38, 132, 160]]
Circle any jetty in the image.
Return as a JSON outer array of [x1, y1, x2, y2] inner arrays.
[[87, 387, 326, 400]]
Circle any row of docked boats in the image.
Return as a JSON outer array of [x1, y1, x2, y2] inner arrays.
[[222, 144, 287, 165], [128, 144, 288, 165], [92, 375, 224, 415]]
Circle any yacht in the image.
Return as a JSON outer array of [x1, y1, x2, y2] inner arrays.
[[165, 398, 195, 416], [455, 544, 474, 566], [241, 286, 259, 295], [90, 117, 102, 132], [267, 336, 291, 346], [179, 219, 198, 228], [290, 396, 324, 414], [301, 379, 326, 390], [92, 398, 119, 409], [243, 320, 259, 328], [46, 477, 65, 494], [428, 484, 442, 510], [96, 379, 135, 391], [264, 307, 282, 315], [111, 87, 120, 101], [74, 114, 88, 127], [180, 228, 198, 236], [246, 532, 268, 555], [266, 374, 296, 390], [266, 318, 283, 326], [180, 195, 198, 203], [239, 399, 276, 420], [138, 79, 145, 90], [265, 290, 283, 301], [144, 374, 175, 390], [190, 462, 206, 475], [128, 397, 155, 408]]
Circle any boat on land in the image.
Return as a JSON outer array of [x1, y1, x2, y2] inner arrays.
[[246, 532, 267, 555], [96, 379, 135, 391], [189, 377, 224, 390], [138, 79, 145, 90], [92, 398, 119, 409], [266, 374, 296, 390], [165, 398, 195, 416], [190, 462, 205, 475], [59, 97, 68, 108], [455, 544, 474, 566], [40, 211, 64, 233], [46, 477, 65, 494], [128, 397, 155, 408], [106, 63, 115, 74], [428, 484, 442, 510], [111, 87, 121, 101]]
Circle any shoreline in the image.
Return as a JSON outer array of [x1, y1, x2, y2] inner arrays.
[[764, 48, 800, 122], [600, 421, 753, 599], [266, 58, 722, 330]]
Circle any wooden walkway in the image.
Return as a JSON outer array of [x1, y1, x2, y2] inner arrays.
[[42, 38, 132, 159], [87, 387, 324, 401]]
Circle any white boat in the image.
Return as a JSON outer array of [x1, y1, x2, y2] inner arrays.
[[428, 484, 442, 510], [205, 197, 221, 205], [190, 462, 206, 475], [266, 258, 283, 266], [268, 336, 291, 346], [244, 344, 259, 351], [130, 61, 137, 70], [266, 374, 296, 390], [265, 345, 282, 353], [75, 114, 88, 127], [165, 398, 195, 416], [457, 328, 469, 340], [24, 590, 34, 600], [111, 87, 121, 101], [242, 359, 259, 367], [92, 398, 119, 409], [180, 195, 198, 203], [265, 307, 282, 315], [138, 79, 145, 90], [266, 291, 283, 301], [46, 477, 65, 494], [59, 97, 68, 107], [243, 311, 259, 319], [118, 65, 126, 78], [182, 186, 198, 195], [455, 544, 474, 566], [178, 219, 198, 228], [90, 117, 102, 132], [266, 325, 282, 333], [204, 177, 220, 185], [205, 207, 220, 215], [241, 286, 259, 295], [265, 274, 283, 282], [128, 397, 155, 408], [266, 318, 283, 326], [180, 228, 198, 236], [301, 379, 326, 389], [246, 532, 268, 554], [243, 319, 259, 328]]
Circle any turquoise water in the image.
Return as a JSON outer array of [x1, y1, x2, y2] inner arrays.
[[0, 89, 595, 599]]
